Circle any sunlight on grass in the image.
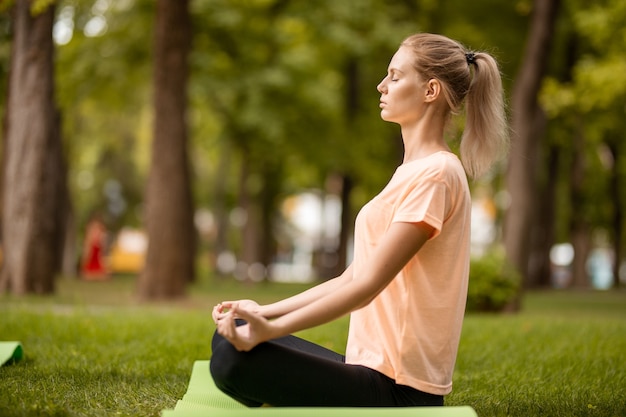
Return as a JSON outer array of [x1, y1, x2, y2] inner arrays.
[[1, 276, 625, 417]]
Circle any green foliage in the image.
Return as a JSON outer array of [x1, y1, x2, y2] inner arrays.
[[31, 0, 55, 15], [7, 0, 624, 294], [539, 0, 626, 249], [39, 0, 531, 250], [189, 0, 416, 207], [0, 0, 12, 13], [467, 249, 521, 312]]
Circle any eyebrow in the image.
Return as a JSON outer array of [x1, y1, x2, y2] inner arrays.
[[388, 67, 405, 74]]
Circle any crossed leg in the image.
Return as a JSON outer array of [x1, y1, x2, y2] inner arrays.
[[209, 330, 443, 407]]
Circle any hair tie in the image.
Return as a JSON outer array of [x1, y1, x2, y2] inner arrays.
[[465, 52, 476, 66]]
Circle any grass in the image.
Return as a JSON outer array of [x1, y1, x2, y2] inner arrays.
[[1, 275, 625, 417], [450, 294, 626, 417]]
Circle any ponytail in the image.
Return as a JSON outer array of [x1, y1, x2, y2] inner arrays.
[[461, 52, 508, 178], [401, 34, 508, 178]]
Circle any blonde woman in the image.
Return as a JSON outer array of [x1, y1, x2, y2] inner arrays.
[[211, 32, 507, 407]]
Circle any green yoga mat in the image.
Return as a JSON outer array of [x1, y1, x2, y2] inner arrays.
[[0, 341, 23, 366], [161, 361, 477, 417]]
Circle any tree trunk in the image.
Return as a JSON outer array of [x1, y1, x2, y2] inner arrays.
[[138, 0, 195, 299], [259, 160, 281, 270], [237, 145, 261, 281], [212, 138, 231, 278], [62, 205, 78, 278], [570, 224, 591, 288], [1, 1, 65, 295], [606, 138, 623, 289], [528, 135, 558, 288], [330, 174, 352, 278], [569, 127, 590, 288], [503, 0, 560, 293], [326, 57, 359, 278]]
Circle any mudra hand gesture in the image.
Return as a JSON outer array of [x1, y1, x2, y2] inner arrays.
[[213, 300, 273, 352]]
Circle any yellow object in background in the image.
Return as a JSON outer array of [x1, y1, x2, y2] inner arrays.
[[107, 228, 147, 274]]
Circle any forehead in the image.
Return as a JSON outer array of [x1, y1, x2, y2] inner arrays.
[[388, 46, 415, 72]]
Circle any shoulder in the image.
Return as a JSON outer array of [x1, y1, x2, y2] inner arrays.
[[399, 152, 467, 185]]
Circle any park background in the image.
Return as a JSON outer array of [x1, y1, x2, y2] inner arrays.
[[0, 0, 625, 416]]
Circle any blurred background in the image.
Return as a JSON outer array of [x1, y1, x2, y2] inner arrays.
[[0, 0, 624, 305]]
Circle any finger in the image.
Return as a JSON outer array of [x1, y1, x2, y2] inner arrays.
[[216, 313, 226, 334], [220, 312, 249, 352], [212, 305, 222, 323], [213, 301, 236, 322], [218, 301, 236, 312], [217, 310, 234, 335], [231, 305, 259, 325], [212, 306, 220, 323]]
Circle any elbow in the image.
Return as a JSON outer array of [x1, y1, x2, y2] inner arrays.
[[351, 290, 380, 312], [353, 299, 372, 312]]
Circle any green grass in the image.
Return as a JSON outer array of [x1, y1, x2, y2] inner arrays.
[[449, 298, 626, 416], [1, 276, 625, 417]]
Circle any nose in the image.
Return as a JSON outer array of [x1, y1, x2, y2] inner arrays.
[[377, 76, 387, 94]]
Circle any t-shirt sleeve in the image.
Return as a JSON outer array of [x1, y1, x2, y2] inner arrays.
[[391, 177, 449, 239]]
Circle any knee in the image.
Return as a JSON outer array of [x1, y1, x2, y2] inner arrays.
[[210, 338, 265, 408], [210, 332, 245, 389]]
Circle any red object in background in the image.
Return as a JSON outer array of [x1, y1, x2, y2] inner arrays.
[[81, 218, 109, 280]]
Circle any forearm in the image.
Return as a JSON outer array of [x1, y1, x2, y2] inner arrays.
[[269, 276, 374, 339], [260, 264, 353, 319], [215, 281, 368, 353]]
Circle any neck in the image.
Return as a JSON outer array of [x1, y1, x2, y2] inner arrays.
[[400, 114, 449, 164]]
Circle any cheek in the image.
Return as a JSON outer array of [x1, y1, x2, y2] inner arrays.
[[393, 79, 417, 96], [394, 85, 421, 109], [383, 85, 423, 122]]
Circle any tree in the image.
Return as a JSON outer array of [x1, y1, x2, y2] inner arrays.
[[503, 0, 561, 293], [191, 0, 348, 279], [137, 0, 195, 299], [53, 0, 156, 278], [540, 0, 626, 289], [1, 0, 67, 294]]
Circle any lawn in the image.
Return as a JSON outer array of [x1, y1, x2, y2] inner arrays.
[[1, 276, 625, 417]]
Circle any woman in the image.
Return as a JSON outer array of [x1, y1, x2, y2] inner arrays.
[[211, 32, 507, 407]]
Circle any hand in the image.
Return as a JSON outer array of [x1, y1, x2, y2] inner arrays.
[[212, 299, 260, 324], [215, 302, 275, 352]]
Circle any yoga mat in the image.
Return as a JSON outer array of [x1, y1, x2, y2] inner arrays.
[[161, 360, 478, 417], [180, 361, 246, 409], [0, 341, 23, 366]]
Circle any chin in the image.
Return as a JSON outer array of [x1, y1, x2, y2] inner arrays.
[[380, 114, 397, 124]]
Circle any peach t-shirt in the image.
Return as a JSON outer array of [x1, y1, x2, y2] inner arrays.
[[345, 151, 471, 396]]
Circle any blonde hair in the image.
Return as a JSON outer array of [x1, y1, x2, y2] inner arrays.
[[401, 33, 508, 178]]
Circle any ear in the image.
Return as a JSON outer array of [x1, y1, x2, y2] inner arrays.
[[424, 79, 441, 103]]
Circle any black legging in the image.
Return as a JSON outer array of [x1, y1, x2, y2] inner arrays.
[[210, 329, 444, 407]]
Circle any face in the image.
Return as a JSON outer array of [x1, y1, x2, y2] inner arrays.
[[377, 46, 427, 125]]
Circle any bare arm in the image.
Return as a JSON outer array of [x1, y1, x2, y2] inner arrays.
[[212, 264, 353, 322], [259, 264, 354, 319], [217, 222, 433, 351]]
